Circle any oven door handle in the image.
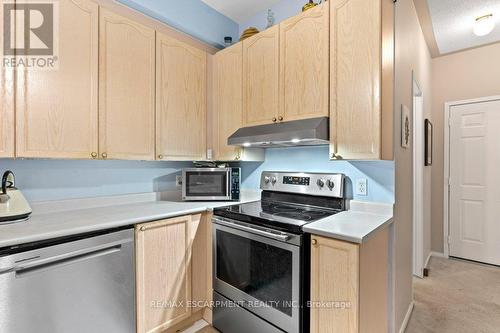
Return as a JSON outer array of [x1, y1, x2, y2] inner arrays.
[[213, 217, 290, 242]]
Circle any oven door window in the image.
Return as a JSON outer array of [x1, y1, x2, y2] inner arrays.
[[185, 171, 228, 197], [216, 229, 294, 316]]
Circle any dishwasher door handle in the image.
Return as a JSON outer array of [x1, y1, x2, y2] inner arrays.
[[14, 244, 123, 277]]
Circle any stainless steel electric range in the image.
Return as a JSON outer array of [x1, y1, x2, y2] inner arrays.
[[212, 171, 345, 333]]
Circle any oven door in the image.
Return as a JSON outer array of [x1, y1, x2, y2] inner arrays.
[[213, 217, 302, 333], [182, 168, 231, 201]]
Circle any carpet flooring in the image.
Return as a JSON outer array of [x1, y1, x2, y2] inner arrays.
[[406, 256, 500, 333]]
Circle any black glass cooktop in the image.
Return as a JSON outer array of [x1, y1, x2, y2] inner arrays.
[[213, 200, 341, 234]]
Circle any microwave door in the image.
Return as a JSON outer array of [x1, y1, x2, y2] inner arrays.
[[182, 169, 231, 201]]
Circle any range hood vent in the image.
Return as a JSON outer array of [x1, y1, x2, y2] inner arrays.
[[228, 117, 329, 148]]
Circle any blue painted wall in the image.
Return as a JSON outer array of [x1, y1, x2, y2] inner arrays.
[[240, 147, 395, 203], [0, 159, 191, 202], [116, 0, 238, 48]]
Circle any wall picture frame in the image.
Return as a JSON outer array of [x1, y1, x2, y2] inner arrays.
[[401, 105, 410, 148], [425, 119, 433, 166]]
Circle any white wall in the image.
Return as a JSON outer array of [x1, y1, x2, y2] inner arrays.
[[431, 42, 500, 252], [394, 0, 432, 330]]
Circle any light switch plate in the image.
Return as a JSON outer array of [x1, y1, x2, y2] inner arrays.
[[356, 178, 367, 196], [176, 175, 183, 188]]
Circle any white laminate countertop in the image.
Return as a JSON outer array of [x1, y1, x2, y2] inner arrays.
[[0, 192, 393, 248], [302, 201, 394, 243], [0, 191, 261, 249]]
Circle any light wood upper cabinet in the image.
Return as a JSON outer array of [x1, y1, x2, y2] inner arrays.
[[99, 9, 156, 160], [16, 0, 99, 159], [156, 33, 207, 161], [136, 215, 195, 333], [310, 229, 388, 333], [279, 3, 329, 122], [0, 3, 14, 158], [242, 25, 280, 127], [330, 0, 394, 160], [213, 44, 243, 161]]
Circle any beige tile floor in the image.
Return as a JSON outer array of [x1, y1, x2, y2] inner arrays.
[[406, 257, 500, 333]]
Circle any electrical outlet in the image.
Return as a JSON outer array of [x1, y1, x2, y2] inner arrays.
[[356, 178, 367, 196], [176, 175, 183, 188]]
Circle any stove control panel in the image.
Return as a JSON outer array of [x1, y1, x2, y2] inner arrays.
[[260, 172, 344, 198]]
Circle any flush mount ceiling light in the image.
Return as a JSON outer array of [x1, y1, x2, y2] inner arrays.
[[473, 14, 495, 36]]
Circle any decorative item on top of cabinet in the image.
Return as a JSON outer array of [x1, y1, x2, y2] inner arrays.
[[156, 33, 207, 161], [280, 2, 329, 122], [15, 0, 99, 159], [302, 0, 318, 12], [99, 9, 156, 161], [212, 44, 264, 162], [0, 0, 14, 158], [330, 0, 394, 160], [310, 228, 388, 333], [242, 25, 280, 127]]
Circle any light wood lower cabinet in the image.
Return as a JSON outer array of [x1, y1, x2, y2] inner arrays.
[[329, 0, 394, 160], [15, 0, 99, 159], [156, 33, 207, 161], [99, 9, 156, 160], [310, 228, 388, 333], [135, 213, 212, 333], [279, 2, 329, 122]]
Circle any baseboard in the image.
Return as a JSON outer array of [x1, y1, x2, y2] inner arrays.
[[424, 252, 432, 268], [398, 301, 414, 333], [430, 251, 446, 258]]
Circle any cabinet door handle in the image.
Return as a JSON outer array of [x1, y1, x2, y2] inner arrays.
[[311, 239, 318, 246], [91, 152, 97, 159], [278, 116, 283, 121], [158, 154, 163, 160], [101, 152, 107, 159], [272, 117, 277, 123]]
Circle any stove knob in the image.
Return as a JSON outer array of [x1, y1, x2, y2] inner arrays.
[[264, 176, 271, 184], [271, 176, 277, 185], [317, 179, 325, 188], [327, 179, 335, 190]]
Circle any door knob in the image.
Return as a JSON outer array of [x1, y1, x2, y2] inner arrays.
[[272, 117, 277, 123], [101, 152, 107, 159], [158, 154, 163, 160], [278, 116, 283, 121], [91, 152, 97, 159], [311, 239, 318, 245]]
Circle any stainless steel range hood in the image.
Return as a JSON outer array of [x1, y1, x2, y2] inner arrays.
[[228, 117, 329, 148]]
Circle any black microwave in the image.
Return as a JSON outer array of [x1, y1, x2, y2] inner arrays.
[[182, 168, 241, 201]]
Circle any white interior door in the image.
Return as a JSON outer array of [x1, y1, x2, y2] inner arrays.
[[449, 99, 500, 266]]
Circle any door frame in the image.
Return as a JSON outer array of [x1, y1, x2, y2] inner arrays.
[[412, 77, 424, 278], [443, 95, 500, 258]]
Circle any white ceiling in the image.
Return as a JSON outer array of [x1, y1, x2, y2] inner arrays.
[[427, 0, 500, 54], [201, 0, 282, 23]]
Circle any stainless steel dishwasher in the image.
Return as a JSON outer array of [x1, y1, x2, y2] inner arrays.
[[0, 228, 135, 333]]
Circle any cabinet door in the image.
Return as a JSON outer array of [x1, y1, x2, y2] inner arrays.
[[310, 236, 359, 333], [242, 25, 280, 126], [0, 3, 14, 158], [156, 33, 207, 161], [99, 9, 156, 160], [16, 0, 98, 159], [280, 3, 329, 122], [136, 215, 194, 333], [330, 0, 381, 160], [213, 44, 243, 161]]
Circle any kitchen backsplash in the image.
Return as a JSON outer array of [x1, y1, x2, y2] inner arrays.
[[240, 146, 395, 203]]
